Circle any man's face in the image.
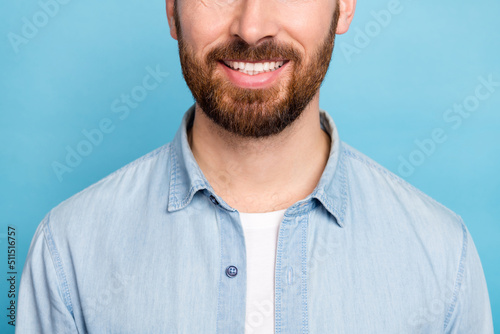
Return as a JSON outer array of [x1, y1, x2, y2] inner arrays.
[[172, 0, 340, 138]]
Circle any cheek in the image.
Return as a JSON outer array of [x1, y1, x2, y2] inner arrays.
[[278, 3, 336, 51], [180, 4, 233, 56]]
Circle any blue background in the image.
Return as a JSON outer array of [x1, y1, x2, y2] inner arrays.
[[1, 0, 498, 332]]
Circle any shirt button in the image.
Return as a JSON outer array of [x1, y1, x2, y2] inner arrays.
[[209, 195, 219, 205], [225, 265, 238, 278]]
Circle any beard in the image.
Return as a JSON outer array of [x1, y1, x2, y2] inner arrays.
[[175, 5, 340, 138]]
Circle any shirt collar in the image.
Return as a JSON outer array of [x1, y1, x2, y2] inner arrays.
[[167, 104, 348, 228]]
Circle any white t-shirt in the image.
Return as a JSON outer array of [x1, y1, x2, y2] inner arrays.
[[239, 209, 287, 334]]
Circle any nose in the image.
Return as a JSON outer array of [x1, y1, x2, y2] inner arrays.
[[229, 0, 280, 46]]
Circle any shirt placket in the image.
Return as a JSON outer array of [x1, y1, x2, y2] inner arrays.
[[275, 209, 310, 334], [213, 195, 248, 333]]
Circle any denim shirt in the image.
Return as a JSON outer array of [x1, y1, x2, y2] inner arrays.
[[16, 105, 493, 333]]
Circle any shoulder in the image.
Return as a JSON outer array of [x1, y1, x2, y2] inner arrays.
[[339, 143, 490, 332], [45, 142, 173, 236], [341, 141, 462, 222], [339, 141, 467, 260]]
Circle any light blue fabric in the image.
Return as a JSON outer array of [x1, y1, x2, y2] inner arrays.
[[16, 105, 493, 333]]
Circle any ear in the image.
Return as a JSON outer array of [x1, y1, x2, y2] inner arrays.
[[166, 0, 178, 40], [336, 0, 356, 35]]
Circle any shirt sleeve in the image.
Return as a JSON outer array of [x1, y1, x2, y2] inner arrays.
[[443, 222, 494, 334], [15, 214, 79, 334]]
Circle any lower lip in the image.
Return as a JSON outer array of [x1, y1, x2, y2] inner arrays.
[[219, 61, 288, 89]]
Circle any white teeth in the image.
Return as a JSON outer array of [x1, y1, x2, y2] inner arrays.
[[223, 60, 285, 75]]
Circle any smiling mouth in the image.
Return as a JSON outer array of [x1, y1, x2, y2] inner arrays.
[[222, 60, 287, 76]]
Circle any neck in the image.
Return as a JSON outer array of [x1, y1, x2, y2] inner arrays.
[[188, 93, 331, 213]]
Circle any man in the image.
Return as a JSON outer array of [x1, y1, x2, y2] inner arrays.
[[16, 0, 493, 333]]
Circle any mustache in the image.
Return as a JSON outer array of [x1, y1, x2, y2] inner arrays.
[[206, 39, 302, 65]]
